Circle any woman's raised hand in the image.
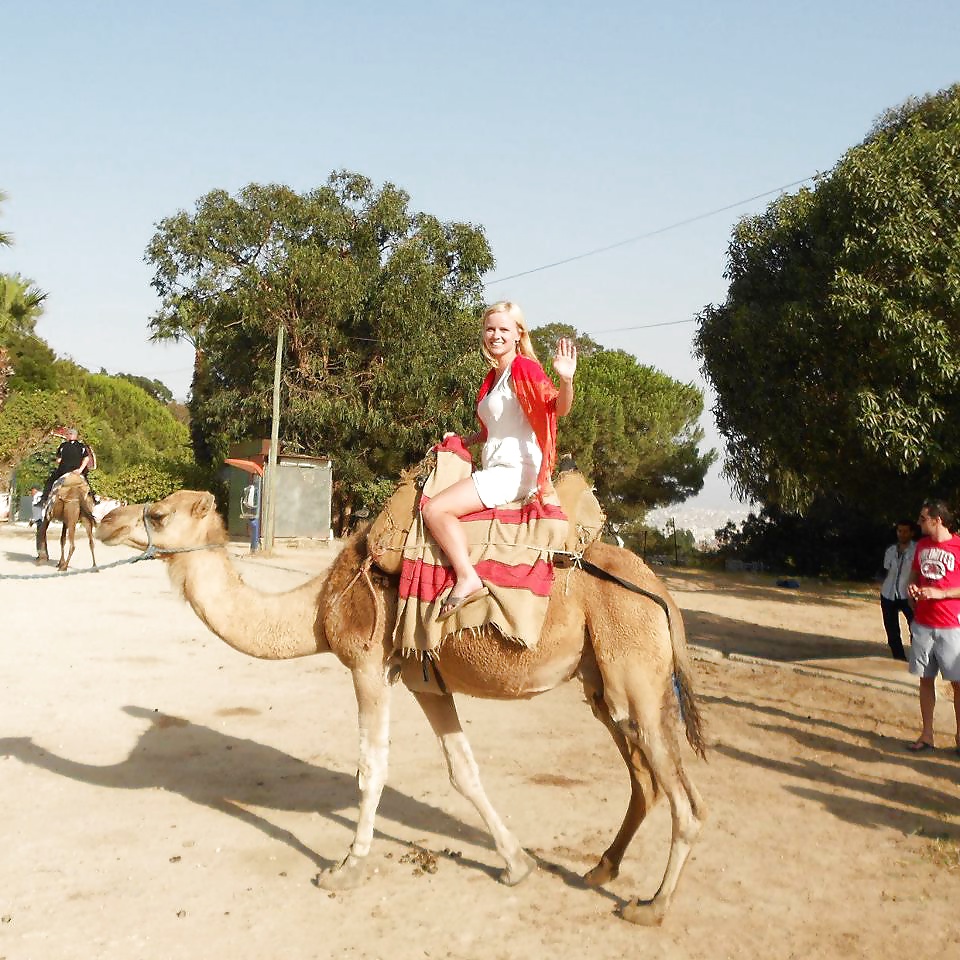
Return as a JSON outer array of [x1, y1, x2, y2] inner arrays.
[[552, 338, 578, 382]]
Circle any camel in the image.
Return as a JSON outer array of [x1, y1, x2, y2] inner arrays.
[[96, 489, 707, 925], [36, 473, 98, 572]]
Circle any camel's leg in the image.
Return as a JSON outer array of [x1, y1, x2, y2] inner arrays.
[[413, 691, 536, 886], [84, 518, 98, 569], [58, 523, 72, 571], [579, 665, 658, 888], [315, 667, 392, 891], [604, 667, 705, 926]]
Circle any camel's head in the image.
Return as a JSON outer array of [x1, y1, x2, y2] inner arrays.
[[97, 490, 228, 551]]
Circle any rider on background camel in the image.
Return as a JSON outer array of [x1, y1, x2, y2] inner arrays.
[[41, 427, 98, 505]]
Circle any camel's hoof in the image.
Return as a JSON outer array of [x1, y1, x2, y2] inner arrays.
[[621, 898, 666, 927], [313, 855, 371, 892], [498, 851, 536, 887], [583, 856, 619, 888]]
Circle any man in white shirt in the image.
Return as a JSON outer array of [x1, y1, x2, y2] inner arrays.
[[880, 519, 917, 662]]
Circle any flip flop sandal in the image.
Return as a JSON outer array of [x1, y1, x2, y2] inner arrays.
[[437, 586, 490, 623], [907, 739, 935, 752]]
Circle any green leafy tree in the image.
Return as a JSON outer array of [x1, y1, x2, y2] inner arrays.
[[111, 372, 175, 404], [531, 327, 714, 524], [695, 83, 960, 521], [0, 273, 47, 338], [3, 330, 59, 392], [1, 330, 197, 498], [711, 500, 891, 580], [146, 173, 494, 529]]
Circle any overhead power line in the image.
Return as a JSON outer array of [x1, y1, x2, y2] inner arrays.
[[592, 317, 695, 335], [485, 174, 817, 286]]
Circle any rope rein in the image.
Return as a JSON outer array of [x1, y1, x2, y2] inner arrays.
[[328, 553, 381, 652], [0, 503, 225, 581]]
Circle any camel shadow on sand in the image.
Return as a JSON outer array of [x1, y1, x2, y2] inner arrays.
[[3, 548, 45, 565], [703, 692, 960, 837], [684, 608, 892, 665], [0, 704, 507, 879]]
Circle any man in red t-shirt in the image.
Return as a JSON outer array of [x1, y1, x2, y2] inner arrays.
[[906, 499, 960, 753]]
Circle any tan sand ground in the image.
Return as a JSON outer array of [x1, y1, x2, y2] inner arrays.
[[1, 520, 958, 959]]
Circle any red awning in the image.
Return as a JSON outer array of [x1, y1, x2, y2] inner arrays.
[[224, 458, 264, 477]]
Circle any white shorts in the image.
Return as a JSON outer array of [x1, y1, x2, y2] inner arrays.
[[471, 464, 537, 509], [909, 623, 960, 681]]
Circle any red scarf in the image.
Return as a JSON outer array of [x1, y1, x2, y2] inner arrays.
[[476, 354, 559, 498]]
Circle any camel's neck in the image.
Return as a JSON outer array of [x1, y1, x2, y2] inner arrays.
[[169, 549, 328, 659]]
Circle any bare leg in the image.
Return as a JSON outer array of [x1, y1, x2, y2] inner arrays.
[[420, 477, 486, 599], [413, 691, 535, 885], [918, 677, 936, 746], [35, 518, 49, 563], [316, 667, 392, 890]]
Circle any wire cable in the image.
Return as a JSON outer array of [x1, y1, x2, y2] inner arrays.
[[592, 317, 695, 335], [485, 174, 816, 286]]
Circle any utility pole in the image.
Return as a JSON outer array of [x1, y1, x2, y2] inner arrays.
[[262, 323, 284, 553]]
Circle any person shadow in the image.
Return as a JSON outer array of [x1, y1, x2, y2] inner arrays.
[[0, 705, 495, 875]]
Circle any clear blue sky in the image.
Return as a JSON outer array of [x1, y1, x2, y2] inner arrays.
[[4, 1, 958, 508]]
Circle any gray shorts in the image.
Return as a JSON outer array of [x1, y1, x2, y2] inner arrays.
[[909, 623, 960, 681]]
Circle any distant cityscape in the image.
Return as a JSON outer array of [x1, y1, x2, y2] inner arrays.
[[645, 504, 754, 550]]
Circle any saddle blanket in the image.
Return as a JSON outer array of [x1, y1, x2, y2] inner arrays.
[[393, 438, 569, 656]]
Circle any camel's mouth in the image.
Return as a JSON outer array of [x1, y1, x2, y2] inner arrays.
[[96, 506, 148, 548]]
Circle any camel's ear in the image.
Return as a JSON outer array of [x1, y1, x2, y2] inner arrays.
[[191, 492, 216, 518]]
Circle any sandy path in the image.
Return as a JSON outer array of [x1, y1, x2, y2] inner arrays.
[[1, 522, 958, 959]]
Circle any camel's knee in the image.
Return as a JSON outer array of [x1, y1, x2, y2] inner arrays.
[[446, 758, 480, 797], [442, 742, 482, 798]]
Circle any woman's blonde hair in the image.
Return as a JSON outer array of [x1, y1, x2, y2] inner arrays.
[[480, 301, 539, 367]]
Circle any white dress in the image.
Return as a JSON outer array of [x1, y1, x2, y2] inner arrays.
[[471, 368, 542, 508]]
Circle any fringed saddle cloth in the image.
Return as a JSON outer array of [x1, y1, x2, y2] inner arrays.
[[373, 438, 577, 657]]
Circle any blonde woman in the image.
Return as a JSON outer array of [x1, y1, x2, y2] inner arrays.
[[421, 302, 577, 621]]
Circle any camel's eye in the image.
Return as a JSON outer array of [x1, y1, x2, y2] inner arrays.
[[147, 508, 168, 527]]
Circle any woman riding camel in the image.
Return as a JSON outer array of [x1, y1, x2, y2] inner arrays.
[[422, 301, 577, 621]]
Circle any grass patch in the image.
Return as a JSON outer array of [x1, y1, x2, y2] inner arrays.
[[917, 833, 960, 871]]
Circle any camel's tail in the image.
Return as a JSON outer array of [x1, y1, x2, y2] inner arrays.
[[80, 496, 97, 526], [667, 607, 706, 760], [581, 551, 707, 759]]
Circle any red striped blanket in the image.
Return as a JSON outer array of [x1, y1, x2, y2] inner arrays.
[[393, 438, 569, 655]]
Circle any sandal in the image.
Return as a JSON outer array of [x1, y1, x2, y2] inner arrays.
[[907, 739, 935, 753], [437, 586, 489, 622]]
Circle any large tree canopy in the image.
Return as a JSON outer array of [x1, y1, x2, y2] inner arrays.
[[148, 172, 714, 529], [695, 84, 960, 519], [146, 173, 494, 526]]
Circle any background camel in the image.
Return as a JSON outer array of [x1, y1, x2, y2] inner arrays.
[[97, 490, 706, 925], [36, 473, 97, 571]]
